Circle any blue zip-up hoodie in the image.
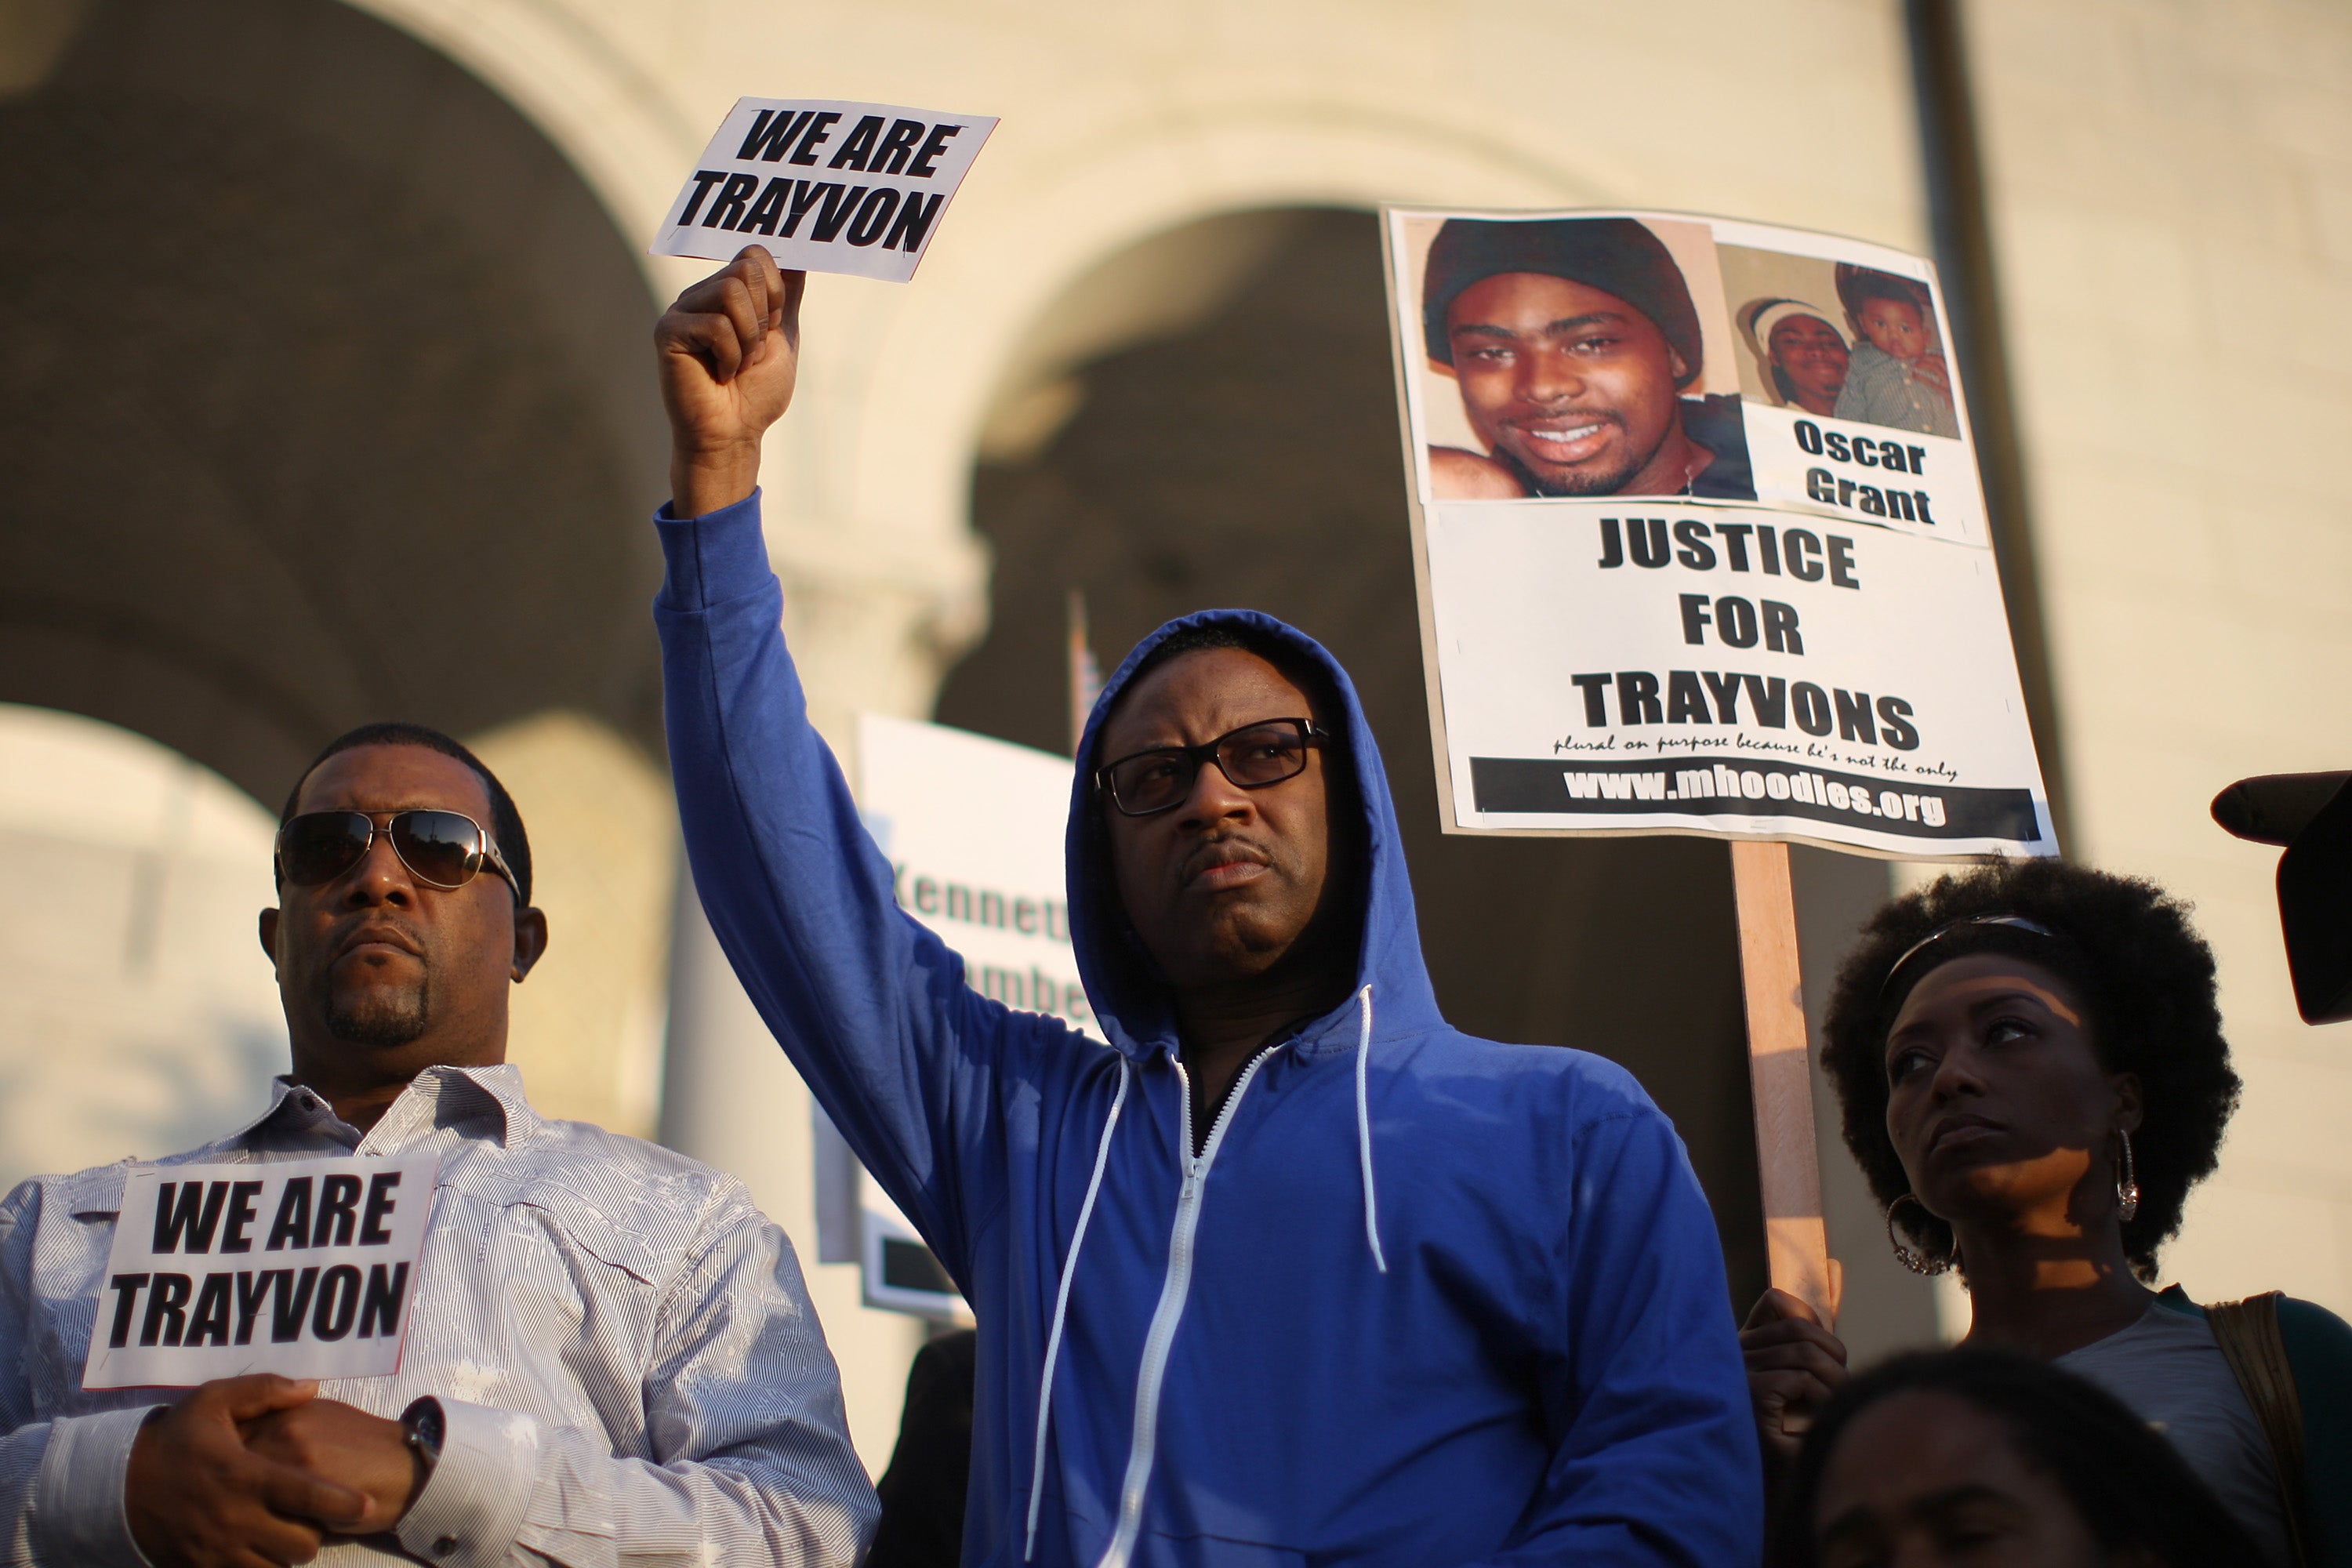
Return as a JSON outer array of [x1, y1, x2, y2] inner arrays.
[[655, 492, 1762, 1568]]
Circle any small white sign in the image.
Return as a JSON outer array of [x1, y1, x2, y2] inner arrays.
[[650, 98, 997, 282], [83, 1154, 437, 1390]]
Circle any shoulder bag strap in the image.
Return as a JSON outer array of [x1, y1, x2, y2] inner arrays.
[[2206, 1290, 2313, 1568]]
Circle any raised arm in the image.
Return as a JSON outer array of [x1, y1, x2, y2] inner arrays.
[[652, 248, 1031, 1276]]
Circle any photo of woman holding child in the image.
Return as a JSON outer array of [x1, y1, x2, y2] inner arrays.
[[1724, 245, 1966, 442]]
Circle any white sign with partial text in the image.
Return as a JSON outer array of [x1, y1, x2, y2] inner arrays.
[[858, 714, 1091, 1037]]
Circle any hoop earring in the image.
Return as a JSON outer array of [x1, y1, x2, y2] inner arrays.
[[1886, 1194, 1953, 1276], [2116, 1130, 2141, 1224]]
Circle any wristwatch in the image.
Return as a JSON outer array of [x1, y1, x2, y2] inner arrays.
[[399, 1396, 445, 1470]]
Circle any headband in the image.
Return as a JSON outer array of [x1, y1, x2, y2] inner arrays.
[[1876, 913, 2090, 1016]]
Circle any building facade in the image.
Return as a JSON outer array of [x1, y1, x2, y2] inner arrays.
[[2, 0, 2345, 1471]]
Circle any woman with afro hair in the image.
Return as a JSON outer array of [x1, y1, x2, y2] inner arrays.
[[1738, 858, 2352, 1566]]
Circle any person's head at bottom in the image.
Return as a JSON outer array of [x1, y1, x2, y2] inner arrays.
[[1820, 859, 2237, 1317], [1089, 621, 1363, 1104], [1771, 1348, 2262, 1568]]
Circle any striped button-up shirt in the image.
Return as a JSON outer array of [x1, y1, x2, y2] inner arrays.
[[0, 1064, 878, 1567]]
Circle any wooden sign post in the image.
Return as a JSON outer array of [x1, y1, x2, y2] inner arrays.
[[1730, 840, 1841, 1327], [1068, 588, 1101, 757]]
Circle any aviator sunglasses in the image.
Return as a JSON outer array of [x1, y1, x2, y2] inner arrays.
[[276, 809, 522, 902], [1097, 718, 1330, 817]]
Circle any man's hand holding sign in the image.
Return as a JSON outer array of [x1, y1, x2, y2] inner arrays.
[[101, 1150, 439, 1561], [123, 1375, 369, 1567], [659, 245, 801, 520], [652, 95, 981, 516], [122, 1374, 438, 1558]]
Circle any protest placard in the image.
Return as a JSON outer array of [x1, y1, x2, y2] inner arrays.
[[833, 714, 1084, 1318], [1381, 208, 2053, 861], [84, 1152, 437, 1389], [650, 99, 996, 282], [1381, 207, 2056, 1322]]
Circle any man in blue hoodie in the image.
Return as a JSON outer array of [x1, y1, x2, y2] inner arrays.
[[652, 247, 1762, 1566]]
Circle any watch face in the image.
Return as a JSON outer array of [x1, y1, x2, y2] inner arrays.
[[404, 1399, 445, 1459]]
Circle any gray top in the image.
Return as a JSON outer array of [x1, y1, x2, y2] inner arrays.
[[2057, 1299, 2290, 1566]]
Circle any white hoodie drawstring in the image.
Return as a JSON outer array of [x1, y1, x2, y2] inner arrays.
[[1025, 1057, 1131, 1562], [1354, 984, 1386, 1273], [1029, 994, 1380, 1561]]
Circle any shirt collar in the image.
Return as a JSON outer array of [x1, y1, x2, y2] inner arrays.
[[231, 1063, 543, 1152]]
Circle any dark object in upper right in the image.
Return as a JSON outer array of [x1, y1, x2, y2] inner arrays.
[[2212, 771, 2352, 1024]]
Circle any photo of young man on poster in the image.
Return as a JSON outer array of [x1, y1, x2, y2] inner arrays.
[[1417, 216, 1756, 502]]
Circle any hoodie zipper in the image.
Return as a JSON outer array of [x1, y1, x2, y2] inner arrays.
[[1094, 1048, 1278, 1568]]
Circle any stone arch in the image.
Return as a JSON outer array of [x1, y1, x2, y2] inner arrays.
[[0, 702, 287, 1189], [0, 0, 670, 804]]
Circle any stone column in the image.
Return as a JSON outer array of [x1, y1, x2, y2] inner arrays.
[[658, 858, 927, 1477]]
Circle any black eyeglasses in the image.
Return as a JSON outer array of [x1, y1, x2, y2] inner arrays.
[[1097, 719, 1330, 818], [276, 810, 521, 902]]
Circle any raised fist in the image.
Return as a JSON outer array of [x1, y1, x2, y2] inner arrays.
[[1740, 1287, 1849, 1468], [656, 245, 806, 517]]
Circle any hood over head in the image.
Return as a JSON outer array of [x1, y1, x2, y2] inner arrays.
[[1064, 609, 1441, 1059]]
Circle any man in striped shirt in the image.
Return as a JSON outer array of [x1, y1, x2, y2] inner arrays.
[[1, 724, 877, 1567]]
